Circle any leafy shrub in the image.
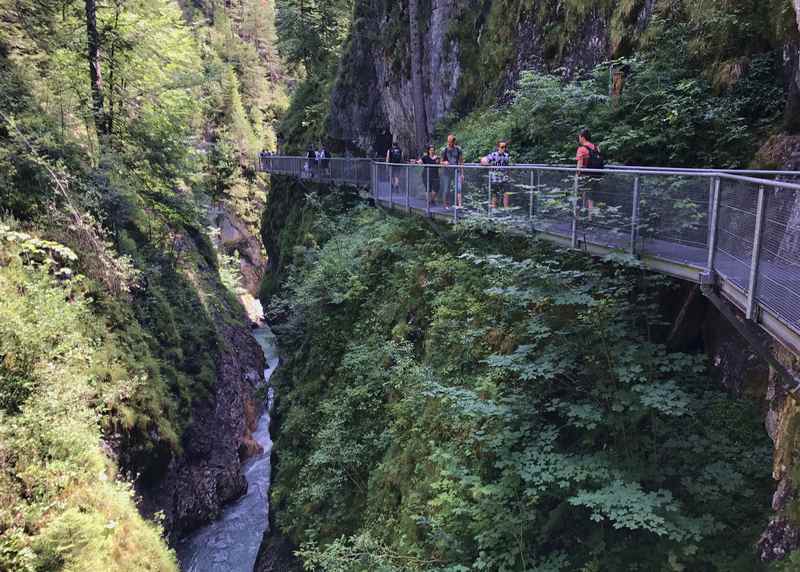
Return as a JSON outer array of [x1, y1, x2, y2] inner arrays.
[[0, 242, 177, 571], [267, 196, 773, 571], [447, 42, 783, 168]]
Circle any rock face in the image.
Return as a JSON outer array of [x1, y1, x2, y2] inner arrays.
[[759, 365, 800, 562], [253, 515, 302, 572], [327, 1, 654, 155], [142, 321, 266, 540], [640, 277, 800, 563], [329, 0, 463, 154], [211, 204, 267, 297]]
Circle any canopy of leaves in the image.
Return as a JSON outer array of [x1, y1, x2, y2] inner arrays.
[[266, 187, 773, 571]]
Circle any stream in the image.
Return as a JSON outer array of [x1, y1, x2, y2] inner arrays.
[[177, 326, 279, 572]]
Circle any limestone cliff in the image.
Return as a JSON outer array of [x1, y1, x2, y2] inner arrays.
[[327, 0, 798, 155], [328, 0, 654, 154]]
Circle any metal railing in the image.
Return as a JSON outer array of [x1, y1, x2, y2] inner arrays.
[[257, 156, 800, 352], [254, 155, 373, 186]]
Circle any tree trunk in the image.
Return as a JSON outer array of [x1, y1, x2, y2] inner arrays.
[[106, 0, 123, 141], [408, 0, 428, 154], [85, 0, 105, 138]]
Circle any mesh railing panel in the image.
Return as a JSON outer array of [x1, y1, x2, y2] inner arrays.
[[715, 178, 758, 293], [375, 163, 391, 203], [757, 185, 800, 330], [574, 171, 635, 251], [637, 174, 710, 267], [458, 167, 487, 219], [491, 168, 534, 228], [255, 156, 373, 185], [533, 169, 575, 239], [259, 157, 800, 341]]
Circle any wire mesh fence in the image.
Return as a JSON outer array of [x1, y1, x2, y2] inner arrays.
[[257, 157, 800, 343], [756, 184, 800, 331]]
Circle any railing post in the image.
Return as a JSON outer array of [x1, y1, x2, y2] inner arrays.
[[453, 167, 459, 225], [389, 164, 394, 210], [630, 176, 641, 255], [426, 167, 431, 217], [372, 162, 377, 202], [529, 170, 535, 231], [571, 172, 579, 248], [706, 176, 721, 273], [746, 184, 767, 320], [488, 176, 493, 218], [405, 164, 411, 213]]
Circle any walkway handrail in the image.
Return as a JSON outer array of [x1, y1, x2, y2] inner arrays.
[[258, 155, 800, 356], [257, 154, 799, 179]]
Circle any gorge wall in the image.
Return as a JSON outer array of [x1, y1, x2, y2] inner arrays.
[[324, 0, 798, 155]]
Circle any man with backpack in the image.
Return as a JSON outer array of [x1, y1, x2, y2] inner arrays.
[[440, 134, 464, 209], [386, 141, 404, 196], [304, 144, 317, 178], [576, 128, 604, 217]]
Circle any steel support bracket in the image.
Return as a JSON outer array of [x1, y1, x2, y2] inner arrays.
[[702, 288, 800, 403], [699, 271, 717, 289]]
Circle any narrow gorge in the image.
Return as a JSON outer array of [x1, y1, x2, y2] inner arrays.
[[3, 0, 800, 571]]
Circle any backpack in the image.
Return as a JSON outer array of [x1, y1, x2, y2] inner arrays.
[[582, 144, 604, 170], [389, 147, 403, 163]]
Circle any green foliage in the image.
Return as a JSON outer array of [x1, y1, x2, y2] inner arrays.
[[0, 242, 177, 571], [274, 0, 353, 150], [266, 186, 773, 570], [0, 0, 271, 564], [276, 0, 354, 71], [447, 47, 783, 168]]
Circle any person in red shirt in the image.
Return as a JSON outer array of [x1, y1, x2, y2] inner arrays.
[[576, 128, 601, 214]]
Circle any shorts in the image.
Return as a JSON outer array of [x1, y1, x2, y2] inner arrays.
[[578, 175, 603, 204], [490, 179, 511, 199]]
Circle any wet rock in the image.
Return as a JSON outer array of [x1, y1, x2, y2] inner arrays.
[[253, 523, 302, 572], [759, 517, 800, 562], [140, 322, 266, 541], [701, 306, 770, 397], [210, 204, 267, 297]]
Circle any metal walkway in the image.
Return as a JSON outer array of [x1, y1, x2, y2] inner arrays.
[[257, 155, 800, 358]]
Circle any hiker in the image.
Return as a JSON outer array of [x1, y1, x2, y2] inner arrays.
[[481, 141, 511, 209], [317, 144, 331, 176], [418, 144, 441, 206], [386, 141, 404, 195], [304, 144, 317, 177], [440, 134, 464, 208], [576, 128, 604, 215], [259, 150, 270, 171]]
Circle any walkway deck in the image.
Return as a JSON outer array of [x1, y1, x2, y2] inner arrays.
[[258, 156, 800, 358]]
